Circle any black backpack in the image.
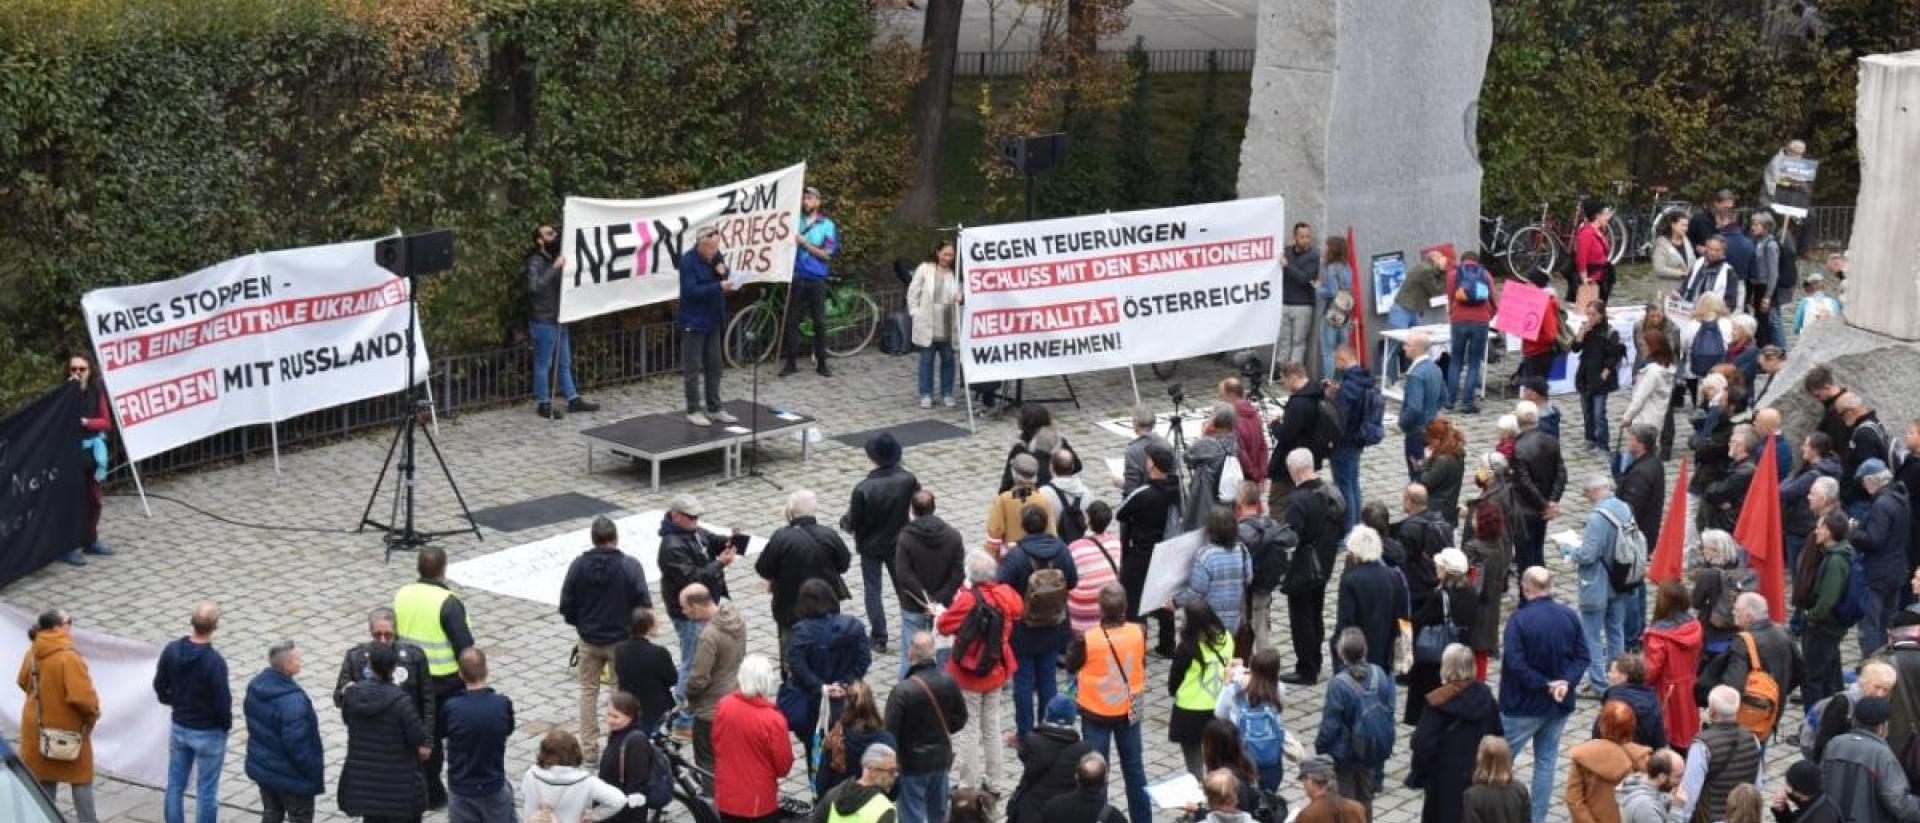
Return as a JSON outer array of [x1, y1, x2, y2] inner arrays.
[[953, 595, 1006, 678], [1313, 394, 1346, 457], [1053, 488, 1088, 544], [619, 731, 674, 811]]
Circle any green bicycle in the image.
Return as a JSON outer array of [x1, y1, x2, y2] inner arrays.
[[724, 278, 881, 368]]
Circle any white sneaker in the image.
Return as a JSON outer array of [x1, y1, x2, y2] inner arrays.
[[919, 396, 933, 409], [942, 395, 956, 408], [710, 409, 738, 424], [687, 412, 711, 426]]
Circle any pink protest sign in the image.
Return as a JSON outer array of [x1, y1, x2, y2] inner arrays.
[[1492, 279, 1551, 339]]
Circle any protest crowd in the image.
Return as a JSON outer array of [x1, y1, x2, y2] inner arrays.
[[20, 163, 1920, 823]]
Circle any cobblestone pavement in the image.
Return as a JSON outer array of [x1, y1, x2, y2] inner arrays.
[[9, 275, 1828, 823]]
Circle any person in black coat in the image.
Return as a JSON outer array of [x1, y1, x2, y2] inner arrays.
[[337, 643, 428, 822], [1407, 645, 1504, 823], [611, 609, 676, 737], [1406, 551, 1479, 726], [1266, 367, 1328, 503], [755, 490, 853, 661], [1041, 754, 1128, 823], [1010, 697, 1091, 823], [1591, 652, 1667, 751], [1511, 404, 1567, 574], [842, 432, 920, 651], [599, 692, 659, 823], [1392, 488, 1453, 615], [1615, 427, 1665, 550], [1703, 429, 1760, 533], [1331, 525, 1408, 674], [1117, 444, 1182, 654], [1283, 453, 1347, 684]]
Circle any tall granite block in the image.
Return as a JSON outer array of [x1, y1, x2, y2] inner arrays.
[[1237, 0, 1491, 329], [1844, 51, 1920, 342]]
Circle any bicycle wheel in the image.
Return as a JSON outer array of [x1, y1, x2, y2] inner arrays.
[[823, 289, 880, 357], [724, 302, 780, 368], [1505, 226, 1558, 282], [1605, 217, 1629, 265]]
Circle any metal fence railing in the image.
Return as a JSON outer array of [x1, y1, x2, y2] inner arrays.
[[122, 285, 909, 481], [953, 48, 1255, 77]]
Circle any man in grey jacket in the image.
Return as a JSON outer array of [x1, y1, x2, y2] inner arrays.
[[525, 224, 598, 420], [1820, 695, 1920, 823], [1617, 748, 1686, 823]]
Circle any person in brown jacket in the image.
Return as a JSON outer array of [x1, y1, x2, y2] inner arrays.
[[16, 608, 102, 823], [1565, 700, 1651, 823], [1294, 755, 1366, 823]]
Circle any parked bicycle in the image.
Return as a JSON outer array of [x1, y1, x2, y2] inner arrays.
[[724, 278, 881, 368], [1500, 195, 1628, 283], [652, 709, 812, 823]]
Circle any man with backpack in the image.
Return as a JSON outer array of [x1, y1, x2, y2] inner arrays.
[[1500, 566, 1589, 823], [1397, 331, 1446, 482], [1806, 659, 1895, 762], [1185, 404, 1242, 531], [997, 506, 1079, 741], [1314, 628, 1396, 815], [1038, 449, 1094, 544], [1328, 344, 1382, 533], [1237, 483, 1296, 653], [1701, 593, 1801, 744], [1839, 393, 1891, 517], [1176, 509, 1256, 635], [1281, 448, 1346, 685], [1445, 251, 1498, 413], [1265, 362, 1329, 509], [1884, 611, 1920, 777], [1800, 510, 1859, 708], [1567, 474, 1644, 695], [936, 550, 1024, 791]]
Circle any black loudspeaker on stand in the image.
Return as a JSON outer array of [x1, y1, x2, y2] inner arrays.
[[358, 230, 482, 561], [721, 327, 781, 492]]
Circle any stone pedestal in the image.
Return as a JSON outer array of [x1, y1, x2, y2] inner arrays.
[[1759, 321, 1920, 454], [1236, 0, 1491, 329], [1844, 51, 1920, 342]]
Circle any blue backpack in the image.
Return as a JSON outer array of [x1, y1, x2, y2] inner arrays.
[[1455, 261, 1493, 307], [1690, 323, 1727, 376], [1832, 549, 1869, 627], [1356, 384, 1386, 447], [1337, 668, 1395, 770], [1238, 701, 1286, 768]]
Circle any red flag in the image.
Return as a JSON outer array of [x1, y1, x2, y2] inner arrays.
[[1734, 435, 1787, 622], [1346, 226, 1368, 369], [1649, 458, 1691, 584]]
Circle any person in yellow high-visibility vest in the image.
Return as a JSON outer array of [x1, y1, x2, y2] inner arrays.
[[393, 546, 473, 811], [813, 742, 899, 823]]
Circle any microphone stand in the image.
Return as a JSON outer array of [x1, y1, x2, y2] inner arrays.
[[719, 258, 780, 491]]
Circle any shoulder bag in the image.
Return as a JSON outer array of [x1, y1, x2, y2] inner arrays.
[[31, 652, 83, 762]]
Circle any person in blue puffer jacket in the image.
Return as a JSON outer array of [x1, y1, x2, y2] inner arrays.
[[244, 640, 325, 821], [785, 579, 873, 761]]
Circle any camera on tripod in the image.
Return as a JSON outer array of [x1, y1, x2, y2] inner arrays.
[[1166, 383, 1185, 406]]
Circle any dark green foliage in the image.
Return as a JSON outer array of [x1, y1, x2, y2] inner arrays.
[[1114, 39, 1162, 209], [1180, 53, 1233, 205]]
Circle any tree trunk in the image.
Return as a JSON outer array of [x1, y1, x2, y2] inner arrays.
[[894, 0, 964, 226]]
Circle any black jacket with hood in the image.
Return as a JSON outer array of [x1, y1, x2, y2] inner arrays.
[[1010, 724, 1091, 823], [337, 680, 428, 818], [560, 546, 653, 646], [842, 434, 920, 559], [893, 514, 965, 613]]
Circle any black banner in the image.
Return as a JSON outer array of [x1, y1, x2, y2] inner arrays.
[[0, 385, 91, 589]]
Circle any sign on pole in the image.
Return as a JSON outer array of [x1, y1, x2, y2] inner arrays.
[[956, 196, 1286, 384]]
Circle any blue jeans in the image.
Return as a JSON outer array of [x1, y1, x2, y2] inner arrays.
[[862, 555, 891, 645], [1319, 313, 1344, 381], [1331, 446, 1362, 534], [917, 342, 956, 399], [1388, 305, 1421, 374], [448, 783, 516, 823], [530, 321, 578, 404], [897, 770, 951, 823], [1403, 430, 1427, 482], [1447, 322, 1489, 408], [1862, 579, 1902, 657], [1581, 391, 1611, 450], [673, 617, 707, 703], [1011, 649, 1060, 739], [1582, 590, 1633, 689], [1770, 288, 1791, 351], [165, 724, 227, 823], [1503, 711, 1567, 823], [1624, 583, 1646, 652], [1083, 718, 1153, 823]]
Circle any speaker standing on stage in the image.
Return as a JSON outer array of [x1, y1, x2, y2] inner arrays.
[[677, 227, 739, 427], [527, 224, 599, 420], [781, 186, 839, 378]]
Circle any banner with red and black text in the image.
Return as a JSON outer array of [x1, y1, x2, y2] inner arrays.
[[957, 197, 1287, 383]]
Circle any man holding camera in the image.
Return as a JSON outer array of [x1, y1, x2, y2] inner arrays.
[[781, 187, 839, 378], [677, 227, 739, 427], [526, 224, 600, 420]]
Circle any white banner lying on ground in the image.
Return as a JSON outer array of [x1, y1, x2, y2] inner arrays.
[[559, 163, 806, 323], [448, 510, 766, 607], [80, 238, 428, 462], [0, 603, 170, 786], [957, 196, 1287, 384]]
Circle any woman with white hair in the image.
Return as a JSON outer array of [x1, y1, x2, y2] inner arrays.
[[1408, 644, 1503, 823], [711, 655, 796, 823], [1494, 414, 1520, 465], [1687, 530, 1754, 661], [1406, 549, 1480, 725], [1330, 526, 1408, 675]]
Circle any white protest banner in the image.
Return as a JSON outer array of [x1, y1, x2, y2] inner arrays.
[[958, 196, 1286, 383], [1138, 529, 1205, 614], [0, 604, 170, 786], [81, 238, 428, 462], [559, 163, 806, 323]]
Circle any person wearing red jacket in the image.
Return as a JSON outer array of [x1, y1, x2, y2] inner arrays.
[[936, 550, 1025, 791], [1218, 378, 1268, 486], [1641, 580, 1703, 749], [711, 655, 794, 822], [1571, 198, 1614, 302], [67, 354, 115, 567], [1520, 291, 1563, 382]]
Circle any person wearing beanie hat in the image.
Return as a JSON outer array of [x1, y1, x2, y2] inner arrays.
[[1821, 693, 1920, 823], [1294, 755, 1365, 823], [1117, 440, 1184, 655], [987, 453, 1054, 559], [843, 431, 920, 654], [1007, 693, 1090, 823], [1852, 457, 1909, 657], [1773, 759, 1839, 823]]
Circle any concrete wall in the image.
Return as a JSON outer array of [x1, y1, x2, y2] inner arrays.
[[1237, 0, 1491, 333], [1843, 51, 1920, 342]]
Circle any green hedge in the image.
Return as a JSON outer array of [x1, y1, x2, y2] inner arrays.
[[0, 0, 913, 406]]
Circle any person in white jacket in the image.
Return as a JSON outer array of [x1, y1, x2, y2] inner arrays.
[[906, 241, 961, 408], [521, 730, 647, 823], [1621, 330, 1676, 435]]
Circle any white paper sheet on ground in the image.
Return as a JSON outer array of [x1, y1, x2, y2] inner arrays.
[[0, 603, 170, 786], [1093, 398, 1285, 442], [449, 510, 766, 607], [1139, 530, 1205, 614], [1147, 772, 1207, 809]]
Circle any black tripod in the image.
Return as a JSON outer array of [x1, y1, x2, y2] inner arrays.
[[358, 234, 480, 561], [720, 327, 781, 492], [1164, 385, 1191, 458]]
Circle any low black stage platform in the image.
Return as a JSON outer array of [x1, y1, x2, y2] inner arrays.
[[579, 400, 816, 490]]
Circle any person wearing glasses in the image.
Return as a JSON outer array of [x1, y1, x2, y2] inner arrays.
[[66, 355, 114, 567]]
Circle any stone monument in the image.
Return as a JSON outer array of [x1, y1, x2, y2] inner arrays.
[[1760, 50, 1920, 443], [1235, 0, 1492, 343]]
